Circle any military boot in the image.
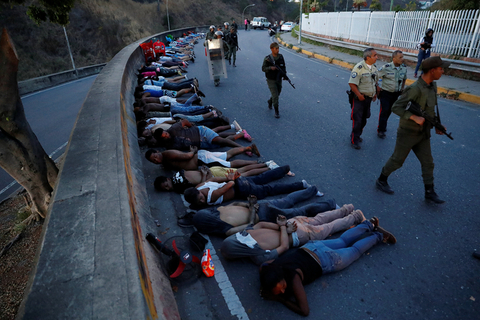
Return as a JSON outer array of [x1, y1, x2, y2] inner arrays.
[[425, 184, 445, 204], [274, 105, 280, 118]]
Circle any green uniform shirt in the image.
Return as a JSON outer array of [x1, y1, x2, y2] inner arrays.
[[392, 77, 437, 135], [348, 60, 378, 97], [205, 30, 215, 41], [378, 62, 407, 92]]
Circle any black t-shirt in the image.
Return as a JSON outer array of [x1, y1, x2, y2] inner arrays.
[[167, 122, 200, 150], [270, 248, 323, 298]]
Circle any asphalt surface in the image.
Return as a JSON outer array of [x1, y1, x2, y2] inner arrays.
[[0, 76, 96, 203], [143, 29, 480, 320]]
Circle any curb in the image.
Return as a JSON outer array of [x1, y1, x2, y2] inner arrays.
[[278, 38, 480, 105]]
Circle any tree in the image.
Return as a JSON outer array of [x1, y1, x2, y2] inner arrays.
[[369, 0, 382, 10], [393, 4, 404, 11], [353, 0, 368, 10], [405, 0, 418, 11], [431, 0, 480, 10], [0, 28, 58, 221], [0, 0, 76, 25], [0, 0, 75, 222]]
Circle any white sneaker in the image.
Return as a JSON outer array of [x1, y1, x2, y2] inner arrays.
[[232, 120, 242, 132]]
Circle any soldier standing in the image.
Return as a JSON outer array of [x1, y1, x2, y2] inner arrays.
[[205, 25, 215, 41], [262, 42, 286, 119], [375, 56, 450, 204], [231, 19, 238, 33], [377, 50, 407, 139], [226, 28, 239, 67], [348, 48, 378, 149]]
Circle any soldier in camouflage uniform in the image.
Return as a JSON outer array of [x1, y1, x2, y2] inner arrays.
[[226, 28, 239, 67], [377, 50, 407, 139], [262, 42, 286, 118], [376, 56, 450, 204], [348, 48, 378, 149], [205, 26, 215, 42]]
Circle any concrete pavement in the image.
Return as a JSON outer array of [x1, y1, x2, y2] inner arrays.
[[278, 32, 480, 105]]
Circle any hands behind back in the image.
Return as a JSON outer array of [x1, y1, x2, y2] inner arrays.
[[276, 215, 287, 227]]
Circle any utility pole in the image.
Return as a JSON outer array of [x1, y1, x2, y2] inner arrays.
[[298, 0, 303, 44], [63, 27, 77, 77]]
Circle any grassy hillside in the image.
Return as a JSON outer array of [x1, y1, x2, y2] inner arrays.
[[0, 0, 299, 81]]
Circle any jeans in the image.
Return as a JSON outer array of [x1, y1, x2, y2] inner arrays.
[[302, 220, 382, 274], [158, 68, 180, 77], [235, 165, 304, 199], [257, 186, 336, 222], [162, 79, 194, 91], [415, 49, 431, 74], [170, 94, 209, 115]]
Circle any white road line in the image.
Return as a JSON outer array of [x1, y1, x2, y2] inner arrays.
[[21, 75, 97, 99], [49, 141, 69, 158], [0, 141, 68, 197], [0, 181, 17, 196], [204, 236, 250, 320]]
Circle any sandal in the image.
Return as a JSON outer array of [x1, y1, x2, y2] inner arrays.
[[242, 130, 253, 142], [245, 151, 253, 157], [250, 143, 261, 157], [369, 216, 379, 228]]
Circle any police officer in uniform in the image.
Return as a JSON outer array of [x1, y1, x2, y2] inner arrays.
[[377, 50, 407, 139], [348, 48, 378, 149], [231, 19, 238, 33], [226, 27, 239, 67], [205, 25, 215, 41], [262, 42, 286, 118], [376, 56, 450, 204]]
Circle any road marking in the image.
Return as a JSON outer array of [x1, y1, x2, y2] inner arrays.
[[21, 75, 97, 99], [204, 235, 250, 320], [49, 141, 68, 158], [0, 141, 68, 197], [0, 181, 17, 196]]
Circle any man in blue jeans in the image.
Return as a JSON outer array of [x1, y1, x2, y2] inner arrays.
[[190, 186, 333, 232], [183, 165, 307, 209], [414, 28, 435, 78], [259, 218, 396, 316], [155, 119, 255, 150]]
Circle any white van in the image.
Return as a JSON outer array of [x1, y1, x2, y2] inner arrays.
[[251, 17, 271, 30]]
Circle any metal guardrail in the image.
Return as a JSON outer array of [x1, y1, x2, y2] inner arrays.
[[295, 30, 480, 74]]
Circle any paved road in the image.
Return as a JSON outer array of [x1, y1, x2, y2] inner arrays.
[[0, 76, 96, 203], [154, 30, 480, 319]]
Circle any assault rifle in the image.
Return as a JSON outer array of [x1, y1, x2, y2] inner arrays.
[[405, 101, 453, 140], [268, 55, 295, 89]]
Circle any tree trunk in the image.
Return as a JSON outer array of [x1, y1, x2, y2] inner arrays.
[[0, 28, 58, 219]]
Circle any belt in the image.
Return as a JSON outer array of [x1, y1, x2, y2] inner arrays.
[[383, 90, 402, 94]]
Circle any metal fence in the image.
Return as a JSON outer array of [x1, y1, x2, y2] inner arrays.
[[302, 10, 480, 58]]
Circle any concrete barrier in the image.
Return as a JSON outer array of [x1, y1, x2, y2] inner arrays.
[[18, 27, 205, 320], [18, 64, 106, 96]]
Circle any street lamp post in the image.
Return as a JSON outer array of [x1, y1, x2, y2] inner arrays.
[[298, 0, 303, 44], [242, 4, 255, 30], [166, 0, 171, 31], [63, 26, 77, 77]]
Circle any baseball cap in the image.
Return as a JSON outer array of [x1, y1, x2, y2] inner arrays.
[[421, 56, 451, 72]]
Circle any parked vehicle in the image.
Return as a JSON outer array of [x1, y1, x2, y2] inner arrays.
[[268, 27, 276, 37], [251, 17, 271, 30], [280, 21, 296, 32]]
